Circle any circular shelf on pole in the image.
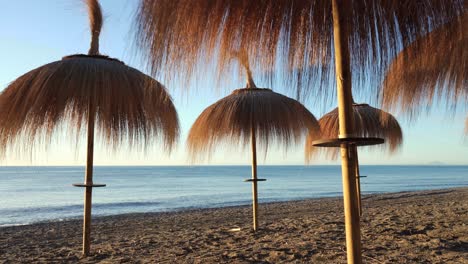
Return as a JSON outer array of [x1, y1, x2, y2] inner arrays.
[[312, 137, 384, 148], [243, 179, 267, 182], [72, 183, 106, 188]]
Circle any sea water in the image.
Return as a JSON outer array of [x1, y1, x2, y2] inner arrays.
[[0, 165, 467, 226]]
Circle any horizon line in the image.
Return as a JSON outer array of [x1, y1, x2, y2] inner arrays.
[[1, 164, 466, 167]]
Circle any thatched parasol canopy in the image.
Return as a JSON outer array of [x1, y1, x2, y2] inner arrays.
[[381, 11, 467, 117], [135, 0, 464, 102], [0, 3, 179, 156], [305, 103, 402, 161], [188, 49, 320, 159], [188, 88, 320, 160], [0, 0, 179, 256], [0, 54, 179, 155]]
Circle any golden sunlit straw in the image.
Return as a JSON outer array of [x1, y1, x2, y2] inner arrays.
[[188, 87, 320, 159], [187, 52, 320, 231], [0, 0, 179, 256], [136, 0, 463, 102], [381, 11, 467, 117]]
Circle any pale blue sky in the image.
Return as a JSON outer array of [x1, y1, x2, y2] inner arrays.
[[0, 0, 466, 166]]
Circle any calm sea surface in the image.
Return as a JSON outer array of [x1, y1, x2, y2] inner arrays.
[[0, 165, 467, 226]]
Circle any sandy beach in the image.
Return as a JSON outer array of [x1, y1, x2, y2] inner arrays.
[[0, 187, 466, 263]]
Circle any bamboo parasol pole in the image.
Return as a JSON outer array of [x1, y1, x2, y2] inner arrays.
[[245, 56, 259, 231], [465, 116, 468, 134], [83, 2, 99, 255], [349, 101, 362, 217], [353, 146, 362, 216], [350, 101, 362, 217], [250, 117, 259, 231], [332, 0, 362, 263], [82, 101, 95, 256]]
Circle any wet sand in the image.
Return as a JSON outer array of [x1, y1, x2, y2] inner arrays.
[[1, 187, 467, 263]]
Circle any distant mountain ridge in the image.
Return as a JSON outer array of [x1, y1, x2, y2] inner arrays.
[[428, 161, 446, 165]]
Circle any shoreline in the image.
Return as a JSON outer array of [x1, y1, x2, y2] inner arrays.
[[1, 187, 467, 263], [2, 186, 467, 229]]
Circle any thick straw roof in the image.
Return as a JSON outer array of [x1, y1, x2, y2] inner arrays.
[[0, 0, 179, 156], [187, 88, 320, 160], [305, 103, 402, 161], [381, 11, 467, 117], [136, 0, 464, 102]]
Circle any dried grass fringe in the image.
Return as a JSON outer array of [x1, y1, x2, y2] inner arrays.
[[305, 103, 402, 161], [136, 0, 464, 105]]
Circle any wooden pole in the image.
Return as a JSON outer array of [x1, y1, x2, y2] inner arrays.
[[241, 50, 260, 231], [250, 119, 259, 231], [82, 101, 95, 256], [353, 146, 362, 217], [332, 0, 362, 263]]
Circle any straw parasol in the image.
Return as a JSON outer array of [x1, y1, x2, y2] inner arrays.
[[381, 11, 467, 118], [0, 0, 179, 256], [306, 103, 402, 159], [187, 53, 320, 231], [136, 1, 464, 262], [306, 103, 402, 215]]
